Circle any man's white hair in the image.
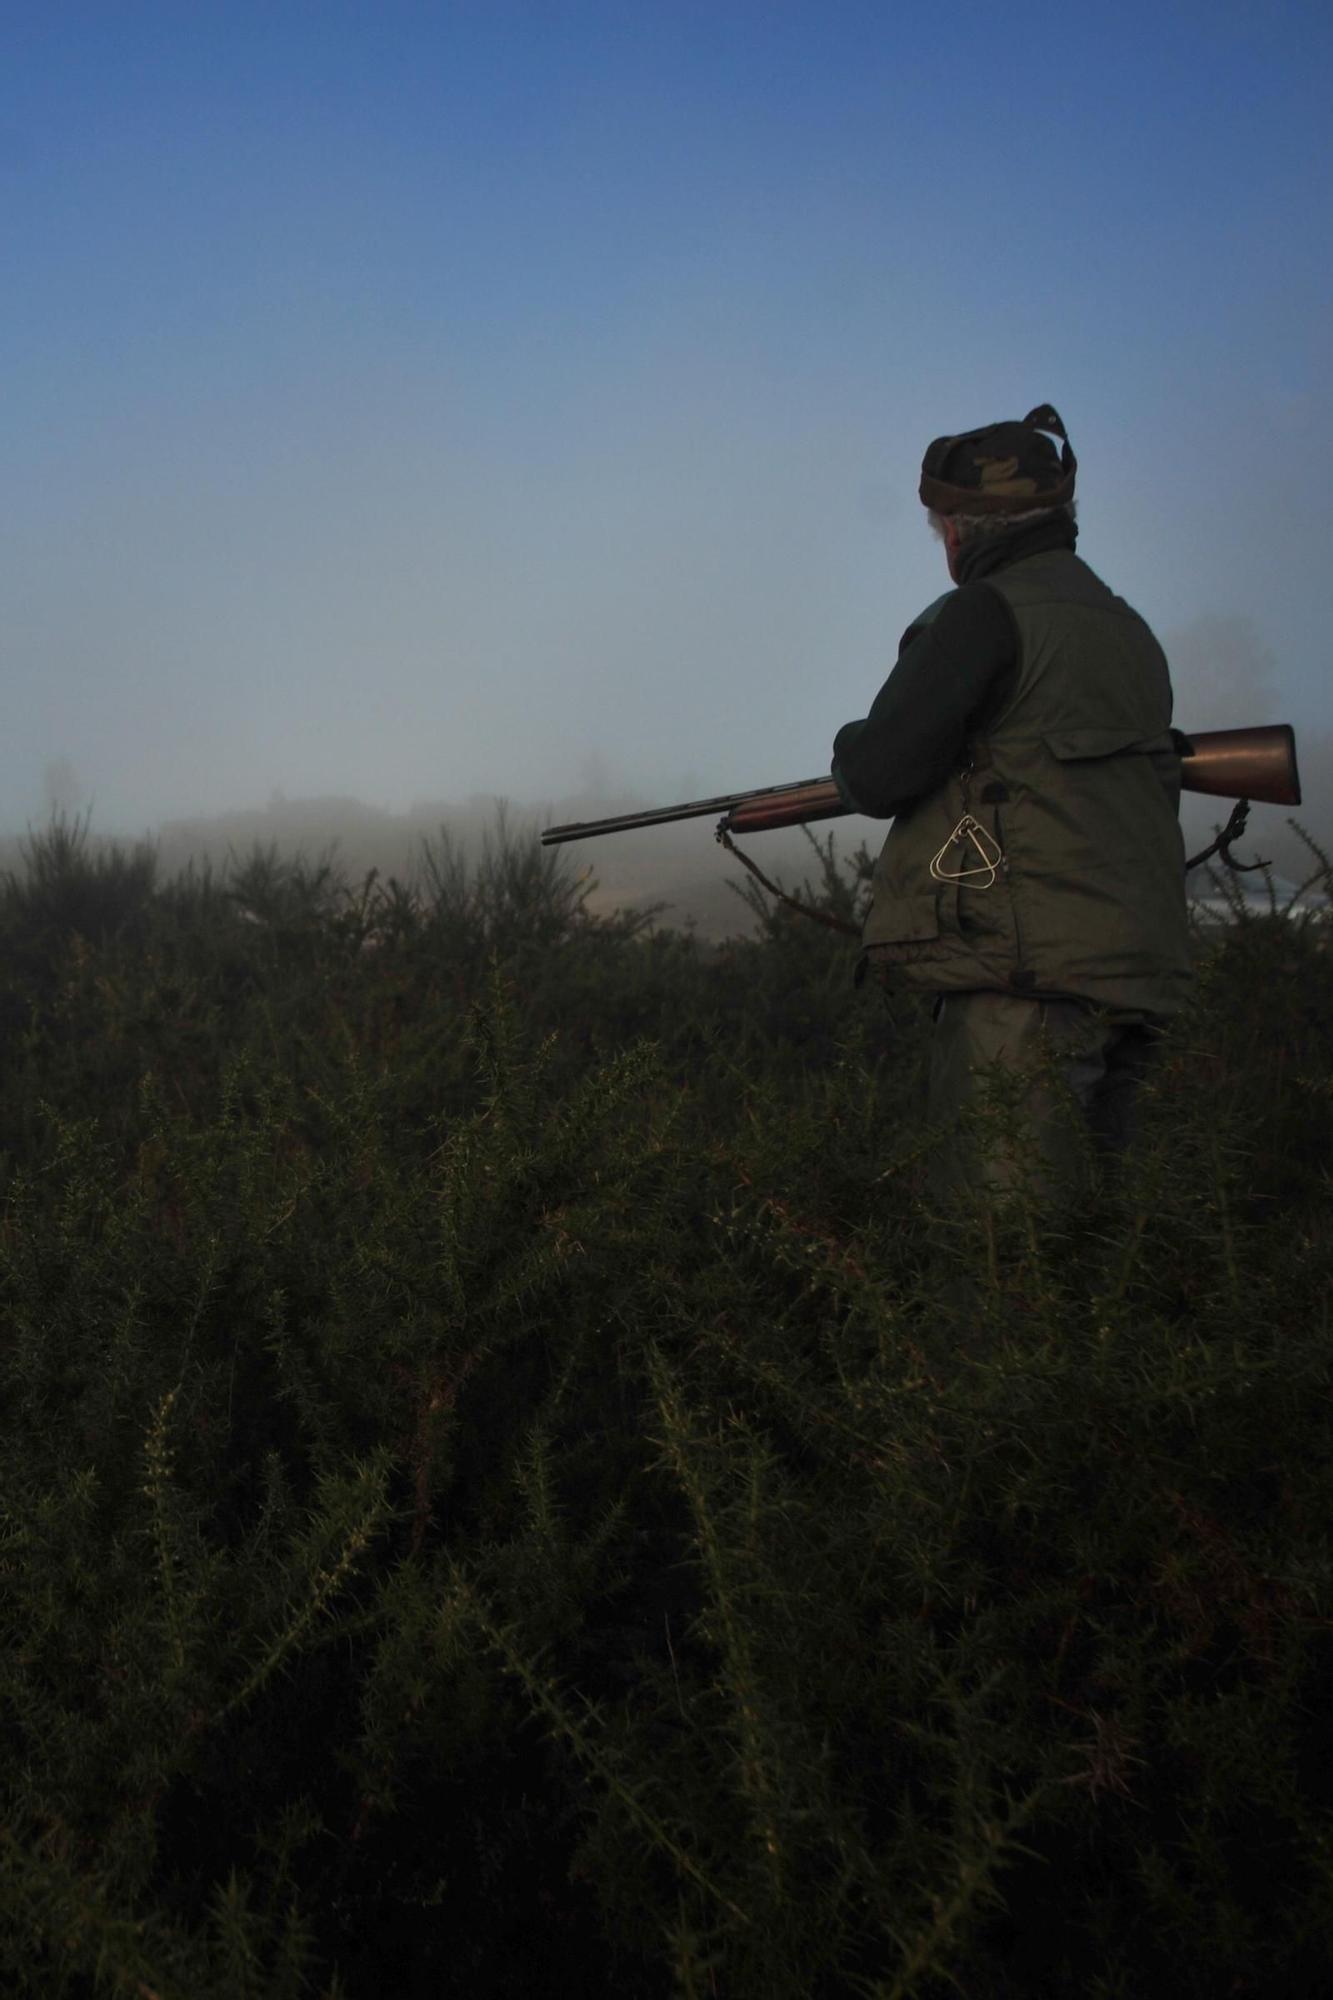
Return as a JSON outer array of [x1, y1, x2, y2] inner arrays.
[[928, 501, 1077, 545]]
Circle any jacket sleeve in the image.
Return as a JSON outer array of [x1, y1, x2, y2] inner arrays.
[[831, 582, 1017, 818]]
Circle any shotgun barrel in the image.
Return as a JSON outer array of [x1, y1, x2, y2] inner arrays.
[[540, 777, 831, 845], [539, 723, 1301, 845]]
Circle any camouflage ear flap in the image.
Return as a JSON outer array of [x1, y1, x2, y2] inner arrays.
[[1021, 404, 1067, 441], [1021, 405, 1076, 486]]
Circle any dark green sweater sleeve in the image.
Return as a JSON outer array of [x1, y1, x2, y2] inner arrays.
[[831, 582, 1017, 818]]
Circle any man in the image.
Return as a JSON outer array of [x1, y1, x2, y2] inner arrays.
[[831, 405, 1192, 1198]]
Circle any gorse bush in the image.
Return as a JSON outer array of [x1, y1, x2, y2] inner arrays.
[[0, 815, 1331, 1996], [2, 810, 159, 948]]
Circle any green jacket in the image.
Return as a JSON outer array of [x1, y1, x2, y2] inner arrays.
[[861, 549, 1192, 1020]]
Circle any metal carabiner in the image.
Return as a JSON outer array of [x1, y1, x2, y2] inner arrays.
[[929, 813, 1004, 890]]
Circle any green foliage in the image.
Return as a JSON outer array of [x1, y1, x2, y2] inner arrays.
[[0, 814, 1331, 1994]]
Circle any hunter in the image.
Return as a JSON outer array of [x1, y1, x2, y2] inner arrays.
[[831, 405, 1192, 1196]]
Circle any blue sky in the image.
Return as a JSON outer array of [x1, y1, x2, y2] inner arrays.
[[3, 0, 1329, 830]]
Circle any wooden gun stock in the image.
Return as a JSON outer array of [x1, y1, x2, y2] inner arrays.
[[1177, 725, 1301, 807]]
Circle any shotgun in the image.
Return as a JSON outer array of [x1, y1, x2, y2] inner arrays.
[[541, 724, 1301, 846]]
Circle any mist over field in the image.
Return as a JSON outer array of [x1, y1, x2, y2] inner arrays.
[[11, 602, 1324, 941]]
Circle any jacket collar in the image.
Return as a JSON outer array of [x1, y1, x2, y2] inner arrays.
[[954, 513, 1078, 587]]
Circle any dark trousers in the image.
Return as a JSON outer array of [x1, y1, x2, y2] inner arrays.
[[926, 992, 1161, 1203]]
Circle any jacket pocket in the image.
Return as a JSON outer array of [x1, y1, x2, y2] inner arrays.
[[865, 888, 940, 946], [1044, 727, 1176, 762]]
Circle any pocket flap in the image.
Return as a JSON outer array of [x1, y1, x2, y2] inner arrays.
[[868, 890, 940, 945], [1044, 727, 1175, 762]]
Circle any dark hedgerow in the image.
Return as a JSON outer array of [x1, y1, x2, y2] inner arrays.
[[0, 815, 1330, 1997]]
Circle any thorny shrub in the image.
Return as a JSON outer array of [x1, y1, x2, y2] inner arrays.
[[0, 815, 1330, 1997]]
